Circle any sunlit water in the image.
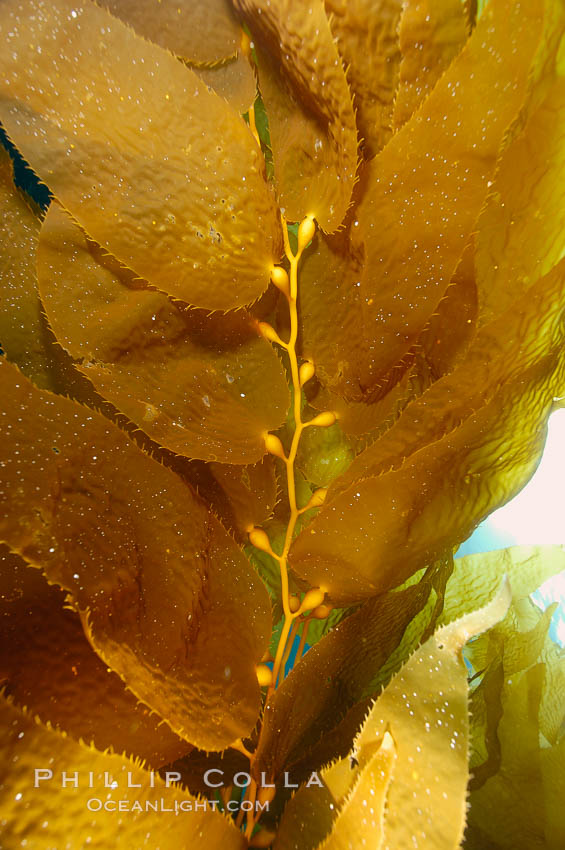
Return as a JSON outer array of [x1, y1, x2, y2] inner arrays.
[[457, 408, 565, 645]]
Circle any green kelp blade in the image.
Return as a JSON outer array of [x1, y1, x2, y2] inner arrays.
[[318, 733, 396, 850], [0, 0, 281, 311], [0, 545, 191, 768], [350, 583, 511, 850], [0, 359, 271, 751], [0, 694, 246, 850], [464, 580, 565, 849], [439, 546, 565, 626]]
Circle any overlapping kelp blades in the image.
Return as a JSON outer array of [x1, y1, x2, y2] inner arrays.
[[0, 359, 271, 750], [98, 0, 257, 115], [206, 458, 278, 539], [322, 0, 403, 158], [193, 53, 257, 116], [476, 80, 565, 325], [438, 545, 565, 626], [0, 0, 281, 311], [474, 0, 565, 327], [0, 696, 246, 850], [299, 233, 477, 434], [234, 0, 358, 231], [463, 587, 565, 849], [37, 204, 289, 463], [0, 148, 49, 388], [274, 587, 510, 850], [316, 734, 395, 850], [289, 256, 565, 604], [392, 0, 469, 129], [330, 252, 565, 500], [98, 0, 242, 64], [351, 0, 543, 384], [0, 546, 191, 768], [252, 574, 437, 782], [296, 0, 543, 400], [0, 151, 121, 410]]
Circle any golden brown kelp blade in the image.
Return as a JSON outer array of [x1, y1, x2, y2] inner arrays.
[[415, 239, 477, 382], [291, 351, 565, 603], [37, 203, 289, 463], [392, 0, 470, 129], [0, 546, 191, 768], [0, 148, 51, 388], [332, 254, 565, 500], [99, 0, 242, 64], [275, 585, 510, 850], [476, 77, 565, 324], [100, 0, 258, 115], [207, 457, 278, 539], [0, 149, 134, 410], [297, 227, 369, 400], [234, 0, 358, 231], [0, 359, 271, 750], [0, 0, 281, 311], [290, 253, 565, 603], [349, 0, 544, 388], [299, 234, 477, 437], [0, 694, 246, 850], [323, 0, 403, 158], [253, 575, 435, 781], [193, 51, 257, 115]]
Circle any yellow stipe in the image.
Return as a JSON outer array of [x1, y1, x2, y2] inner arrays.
[[296, 616, 312, 662], [257, 786, 277, 806], [251, 215, 321, 702], [299, 360, 315, 386], [279, 618, 302, 685], [231, 739, 254, 760]]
